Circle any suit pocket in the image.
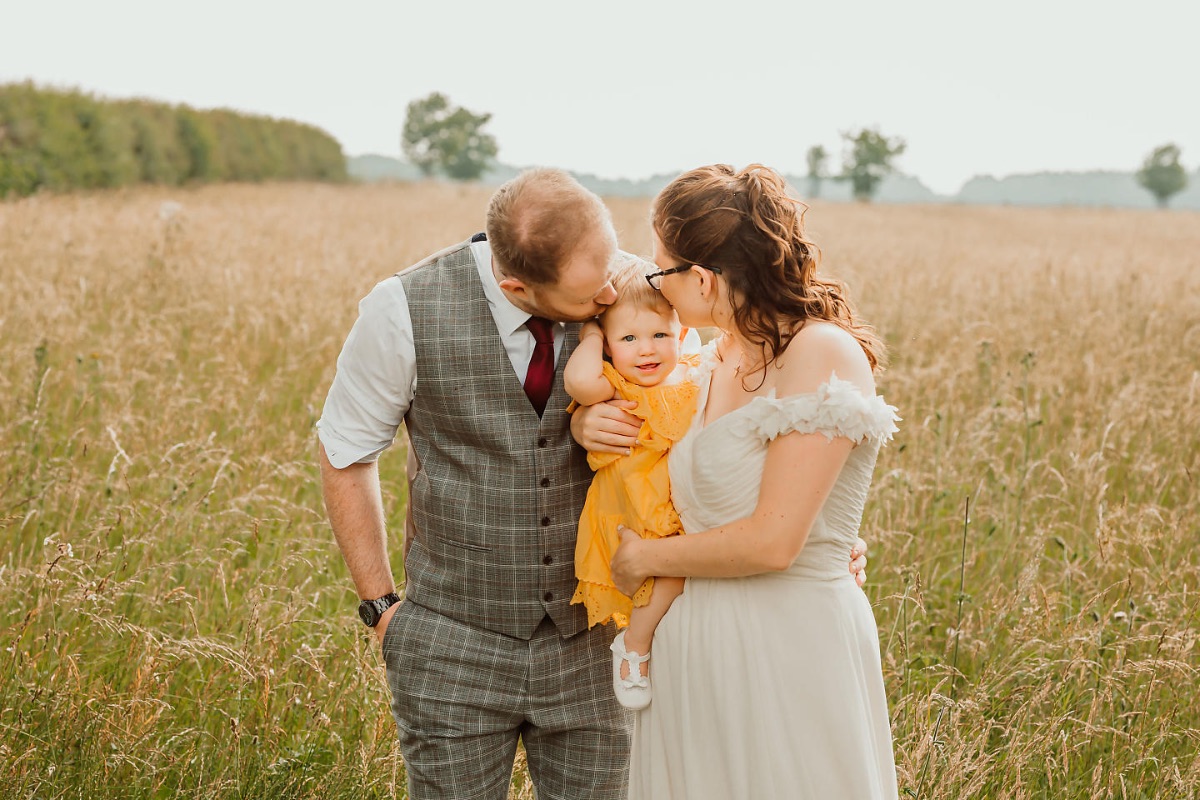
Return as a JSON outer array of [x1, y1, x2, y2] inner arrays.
[[381, 600, 408, 669]]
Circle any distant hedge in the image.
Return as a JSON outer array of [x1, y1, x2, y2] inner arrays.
[[0, 83, 347, 198]]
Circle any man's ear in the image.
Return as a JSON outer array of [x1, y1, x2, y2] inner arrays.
[[497, 276, 529, 300]]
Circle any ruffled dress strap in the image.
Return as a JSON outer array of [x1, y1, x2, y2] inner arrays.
[[604, 360, 699, 446], [742, 372, 900, 447], [685, 339, 722, 387], [629, 355, 700, 442]]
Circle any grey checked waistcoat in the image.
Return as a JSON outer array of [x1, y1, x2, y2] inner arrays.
[[399, 240, 594, 640]]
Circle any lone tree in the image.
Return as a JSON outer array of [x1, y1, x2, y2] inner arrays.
[[805, 145, 828, 199], [1136, 143, 1187, 208], [401, 92, 498, 181], [840, 128, 906, 202]]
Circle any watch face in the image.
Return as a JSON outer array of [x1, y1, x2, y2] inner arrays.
[[358, 600, 378, 627]]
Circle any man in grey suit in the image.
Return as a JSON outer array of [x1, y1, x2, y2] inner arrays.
[[319, 168, 635, 799], [319, 168, 868, 798]]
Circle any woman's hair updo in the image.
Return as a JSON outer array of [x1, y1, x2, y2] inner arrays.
[[651, 163, 885, 373]]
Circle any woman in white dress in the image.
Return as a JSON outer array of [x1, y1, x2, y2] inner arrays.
[[610, 164, 900, 799]]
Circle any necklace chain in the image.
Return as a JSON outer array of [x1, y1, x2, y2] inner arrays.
[[733, 352, 756, 377], [726, 337, 761, 379]]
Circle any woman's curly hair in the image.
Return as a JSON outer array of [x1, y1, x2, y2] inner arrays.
[[652, 163, 885, 377]]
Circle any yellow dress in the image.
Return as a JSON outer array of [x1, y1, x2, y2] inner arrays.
[[570, 356, 699, 628]]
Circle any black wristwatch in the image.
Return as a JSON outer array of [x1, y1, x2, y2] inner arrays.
[[358, 592, 402, 627]]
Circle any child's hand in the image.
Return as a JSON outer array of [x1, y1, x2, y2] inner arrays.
[[580, 320, 604, 342]]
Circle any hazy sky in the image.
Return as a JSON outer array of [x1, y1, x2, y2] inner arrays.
[[5, 0, 1197, 194]]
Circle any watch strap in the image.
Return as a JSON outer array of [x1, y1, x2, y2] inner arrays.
[[359, 592, 402, 626]]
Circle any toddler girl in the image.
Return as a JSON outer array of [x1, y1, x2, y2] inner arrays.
[[565, 253, 697, 710]]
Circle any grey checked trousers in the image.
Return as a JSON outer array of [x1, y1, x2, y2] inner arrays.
[[383, 600, 632, 799]]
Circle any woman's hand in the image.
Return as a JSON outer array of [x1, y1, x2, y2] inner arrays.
[[611, 526, 651, 596], [850, 536, 868, 588]]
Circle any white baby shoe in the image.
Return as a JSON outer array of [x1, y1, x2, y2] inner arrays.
[[611, 631, 652, 710]]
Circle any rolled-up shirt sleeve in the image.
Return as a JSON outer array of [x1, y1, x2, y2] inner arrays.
[[317, 277, 416, 469]]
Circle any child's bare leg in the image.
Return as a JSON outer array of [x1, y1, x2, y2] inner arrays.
[[620, 576, 684, 679]]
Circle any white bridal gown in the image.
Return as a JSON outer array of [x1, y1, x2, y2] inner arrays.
[[628, 345, 901, 800]]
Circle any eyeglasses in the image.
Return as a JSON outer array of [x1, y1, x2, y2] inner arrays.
[[645, 263, 722, 291]]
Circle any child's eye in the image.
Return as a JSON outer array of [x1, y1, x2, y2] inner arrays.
[[654, 332, 668, 339], [622, 335, 636, 342]]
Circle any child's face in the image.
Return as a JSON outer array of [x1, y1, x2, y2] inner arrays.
[[601, 303, 683, 388]]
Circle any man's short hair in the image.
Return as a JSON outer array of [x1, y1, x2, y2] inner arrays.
[[486, 168, 614, 286]]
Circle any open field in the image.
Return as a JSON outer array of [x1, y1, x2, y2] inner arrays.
[[1, 182, 1198, 799]]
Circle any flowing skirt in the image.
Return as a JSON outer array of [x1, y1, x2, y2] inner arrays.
[[627, 572, 898, 799]]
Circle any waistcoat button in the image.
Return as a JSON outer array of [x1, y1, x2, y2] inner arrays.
[[543, 554, 553, 565], [544, 591, 554, 602], [537, 437, 547, 448], [541, 516, 551, 527], [540, 477, 550, 487]]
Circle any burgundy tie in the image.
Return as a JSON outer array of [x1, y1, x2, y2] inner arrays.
[[524, 316, 555, 416]]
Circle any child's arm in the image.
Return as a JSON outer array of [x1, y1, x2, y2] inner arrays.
[[564, 321, 618, 406]]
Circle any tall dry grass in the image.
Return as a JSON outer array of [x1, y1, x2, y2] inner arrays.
[[1, 182, 1197, 799]]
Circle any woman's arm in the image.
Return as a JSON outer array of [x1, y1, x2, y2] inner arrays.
[[612, 430, 855, 590], [611, 323, 874, 593], [564, 321, 617, 406]]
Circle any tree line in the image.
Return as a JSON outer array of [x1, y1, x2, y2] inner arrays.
[[0, 83, 347, 199], [805, 136, 1190, 208], [399, 94, 920, 203], [5, 82, 1188, 209], [400, 92, 915, 201], [404, 92, 1191, 208]]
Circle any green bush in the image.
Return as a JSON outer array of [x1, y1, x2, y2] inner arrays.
[[177, 105, 223, 181], [0, 82, 42, 196], [0, 83, 346, 198], [121, 100, 190, 184]]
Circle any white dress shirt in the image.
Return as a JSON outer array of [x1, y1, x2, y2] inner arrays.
[[318, 240, 567, 469]]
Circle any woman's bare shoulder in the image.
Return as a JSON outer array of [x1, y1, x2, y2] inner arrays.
[[776, 322, 874, 395]]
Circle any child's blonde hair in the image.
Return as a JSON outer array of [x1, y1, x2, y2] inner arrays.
[[603, 252, 674, 324]]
